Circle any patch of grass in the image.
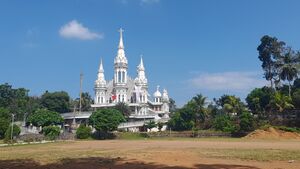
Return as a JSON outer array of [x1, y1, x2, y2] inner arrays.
[[199, 148, 300, 161], [276, 126, 300, 133], [116, 132, 149, 140]]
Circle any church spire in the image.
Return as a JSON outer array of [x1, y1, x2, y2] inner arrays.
[[138, 56, 145, 71], [135, 55, 147, 85], [98, 58, 104, 73], [118, 28, 124, 49], [114, 28, 128, 65], [95, 58, 106, 87]]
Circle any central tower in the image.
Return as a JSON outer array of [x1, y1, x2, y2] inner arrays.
[[114, 28, 128, 103]]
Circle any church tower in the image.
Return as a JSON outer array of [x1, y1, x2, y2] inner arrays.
[[114, 28, 128, 103], [135, 57, 148, 103], [94, 59, 107, 104]]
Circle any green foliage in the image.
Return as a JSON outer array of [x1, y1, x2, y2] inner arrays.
[[115, 102, 131, 118], [292, 89, 300, 109], [4, 124, 21, 142], [27, 109, 63, 127], [41, 91, 70, 113], [73, 92, 93, 111], [144, 120, 156, 130], [238, 112, 255, 132], [257, 35, 285, 88], [276, 126, 300, 133], [0, 83, 30, 120], [267, 91, 294, 113], [89, 108, 125, 133], [157, 122, 164, 131], [0, 118, 9, 139], [76, 124, 92, 139], [213, 115, 236, 133], [42, 126, 60, 140], [167, 107, 194, 131], [216, 95, 245, 116], [246, 87, 274, 117], [0, 107, 10, 138]]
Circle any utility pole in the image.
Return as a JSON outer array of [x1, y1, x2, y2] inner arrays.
[[11, 113, 15, 142], [79, 72, 83, 113]]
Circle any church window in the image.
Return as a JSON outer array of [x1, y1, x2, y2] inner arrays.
[[122, 71, 125, 83]]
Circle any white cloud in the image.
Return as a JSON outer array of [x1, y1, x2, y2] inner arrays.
[[189, 71, 267, 92], [59, 20, 103, 40]]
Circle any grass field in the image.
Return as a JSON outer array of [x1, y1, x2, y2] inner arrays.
[[1, 138, 300, 169]]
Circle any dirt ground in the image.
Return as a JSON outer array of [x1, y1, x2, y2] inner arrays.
[[1, 139, 300, 169]]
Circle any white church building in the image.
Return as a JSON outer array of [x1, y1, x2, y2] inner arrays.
[[62, 29, 170, 132]]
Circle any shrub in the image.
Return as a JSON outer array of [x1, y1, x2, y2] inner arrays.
[[76, 124, 92, 139], [0, 118, 9, 139], [238, 112, 255, 132], [4, 124, 21, 143], [213, 115, 236, 133], [42, 126, 60, 140]]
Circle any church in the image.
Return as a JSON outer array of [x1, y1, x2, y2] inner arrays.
[[61, 29, 170, 132], [91, 28, 170, 123]]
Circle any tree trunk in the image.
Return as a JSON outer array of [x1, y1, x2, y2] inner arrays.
[[288, 81, 291, 97]]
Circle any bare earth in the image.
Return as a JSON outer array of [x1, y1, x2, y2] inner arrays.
[[1, 139, 300, 169]]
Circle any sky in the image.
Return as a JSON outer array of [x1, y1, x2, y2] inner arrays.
[[0, 0, 300, 107]]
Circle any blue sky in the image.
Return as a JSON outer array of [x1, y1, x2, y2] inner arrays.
[[0, 0, 300, 106]]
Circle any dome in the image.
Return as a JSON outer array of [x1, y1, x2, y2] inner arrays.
[[153, 86, 162, 97]]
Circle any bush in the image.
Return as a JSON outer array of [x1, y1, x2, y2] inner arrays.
[[238, 112, 255, 132], [76, 124, 92, 139], [0, 118, 9, 139], [4, 124, 21, 143], [213, 115, 236, 133], [42, 126, 60, 140]]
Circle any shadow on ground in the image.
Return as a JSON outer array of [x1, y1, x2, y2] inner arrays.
[[0, 157, 260, 169]]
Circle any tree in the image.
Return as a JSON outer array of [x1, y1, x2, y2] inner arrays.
[[292, 89, 300, 109], [27, 109, 63, 127], [4, 124, 21, 142], [191, 94, 207, 124], [238, 112, 255, 132], [0, 83, 29, 120], [217, 95, 245, 116], [277, 48, 299, 97], [167, 107, 194, 131], [257, 35, 285, 89], [73, 92, 93, 112], [115, 102, 131, 118], [144, 120, 156, 131], [89, 109, 125, 133], [0, 108, 10, 138], [169, 98, 177, 113], [246, 87, 274, 117], [267, 91, 294, 113], [41, 91, 71, 113]]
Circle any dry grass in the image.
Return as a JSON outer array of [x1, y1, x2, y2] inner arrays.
[[1, 139, 300, 169]]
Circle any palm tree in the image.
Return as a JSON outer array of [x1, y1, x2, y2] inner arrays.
[[115, 102, 131, 119], [191, 94, 207, 126], [277, 48, 299, 97]]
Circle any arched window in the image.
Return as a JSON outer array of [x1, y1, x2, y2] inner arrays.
[[122, 71, 125, 83], [118, 71, 121, 83]]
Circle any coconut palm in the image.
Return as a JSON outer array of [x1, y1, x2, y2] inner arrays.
[[277, 48, 299, 97]]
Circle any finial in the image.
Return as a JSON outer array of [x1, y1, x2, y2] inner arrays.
[[157, 85, 160, 91], [118, 28, 124, 49], [99, 58, 104, 72]]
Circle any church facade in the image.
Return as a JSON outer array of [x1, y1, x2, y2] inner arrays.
[[91, 29, 170, 124]]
